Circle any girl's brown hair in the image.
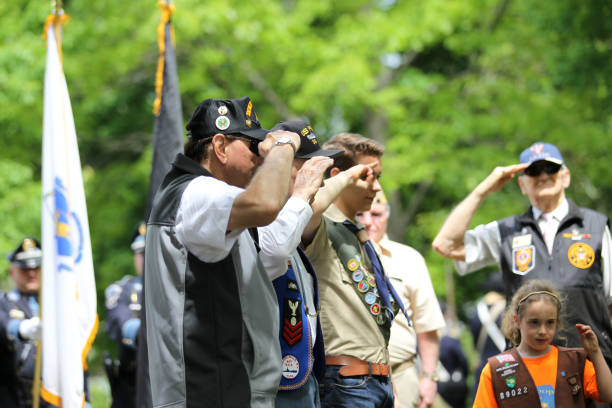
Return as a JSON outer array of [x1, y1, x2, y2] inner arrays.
[[500, 279, 564, 346]]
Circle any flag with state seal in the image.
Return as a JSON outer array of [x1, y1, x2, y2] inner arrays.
[[40, 11, 98, 408]]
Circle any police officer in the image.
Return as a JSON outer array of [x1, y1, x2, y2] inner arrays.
[[0, 237, 44, 408], [104, 222, 145, 408]]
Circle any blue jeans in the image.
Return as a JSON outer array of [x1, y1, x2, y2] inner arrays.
[[320, 365, 394, 408], [275, 374, 321, 408]]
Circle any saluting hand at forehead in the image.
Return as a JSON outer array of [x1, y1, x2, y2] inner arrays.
[[475, 163, 529, 197], [258, 130, 302, 157]]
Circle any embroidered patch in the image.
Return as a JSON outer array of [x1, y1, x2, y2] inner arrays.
[[505, 376, 516, 388], [282, 298, 302, 346], [512, 245, 535, 275], [358, 281, 370, 293], [495, 354, 516, 363], [367, 275, 376, 287], [215, 115, 230, 130], [286, 279, 299, 292], [568, 242, 595, 269], [347, 258, 360, 271], [352, 269, 364, 282], [364, 292, 377, 305], [370, 303, 381, 315], [281, 355, 299, 379]]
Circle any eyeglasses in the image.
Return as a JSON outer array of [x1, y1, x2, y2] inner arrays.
[[523, 161, 562, 177], [227, 134, 261, 156]]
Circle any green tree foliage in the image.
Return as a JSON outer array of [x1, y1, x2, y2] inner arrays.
[[1, 0, 610, 378]]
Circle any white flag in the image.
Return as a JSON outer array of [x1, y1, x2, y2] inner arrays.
[[41, 17, 98, 408]]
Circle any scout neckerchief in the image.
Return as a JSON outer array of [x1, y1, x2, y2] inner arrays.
[[324, 218, 410, 336]]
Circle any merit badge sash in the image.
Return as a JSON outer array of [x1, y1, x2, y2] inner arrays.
[[324, 218, 397, 338], [273, 261, 314, 390]]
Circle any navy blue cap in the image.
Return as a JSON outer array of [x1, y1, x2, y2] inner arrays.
[[186, 96, 269, 141], [271, 121, 343, 159], [519, 142, 564, 166], [7, 237, 42, 269], [130, 222, 146, 253]]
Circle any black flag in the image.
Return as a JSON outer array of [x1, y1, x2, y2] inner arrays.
[[137, 4, 183, 408]]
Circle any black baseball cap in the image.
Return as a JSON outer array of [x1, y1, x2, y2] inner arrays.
[[186, 96, 269, 141], [7, 237, 42, 269], [271, 121, 343, 159]]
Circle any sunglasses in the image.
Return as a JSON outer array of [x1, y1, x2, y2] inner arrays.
[[523, 161, 562, 177], [228, 134, 261, 156]]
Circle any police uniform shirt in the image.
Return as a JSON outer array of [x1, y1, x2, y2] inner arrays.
[[378, 236, 446, 365], [304, 204, 389, 364], [454, 199, 612, 301]]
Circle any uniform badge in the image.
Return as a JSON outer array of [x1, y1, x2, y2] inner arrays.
[[9, 309, 25, 319], [215, 115, 230, 130], [567, 375, 581, 395], [347, 258, 360, 271], [286, 279, 299, 292], [23, 238, 35, 251], [246, 119, 252, 127], [512, 245, 535, 275], [282, 355, 299, 379], [352, 270, 364, 282], [358, 281, 369, 293], [505, 376, 516, 389], [282, 298, 302, 346], [370, 303, 381, 315], [568, 242, 595, 269], [217, 105, 228, 115], [105, 284, 122, 309], [367, 275, 376, 287], [364, 292, 377, 305]]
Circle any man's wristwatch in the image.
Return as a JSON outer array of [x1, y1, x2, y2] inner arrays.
[[273, 137, 297, 155], [421, 371, 439, 382]]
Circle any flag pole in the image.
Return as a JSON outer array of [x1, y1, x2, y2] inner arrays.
[[32, 2, 63, 406]]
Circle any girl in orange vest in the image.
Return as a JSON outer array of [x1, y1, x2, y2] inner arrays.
[[473, 279, 612, 407]]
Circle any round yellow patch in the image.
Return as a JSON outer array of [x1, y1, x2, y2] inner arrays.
[[347, 258, 360, 271], [568, 242, 595, 269]]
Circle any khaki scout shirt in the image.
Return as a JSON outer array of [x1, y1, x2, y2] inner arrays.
[[304, 204, 389, 364], [379, 236, 446, 366]]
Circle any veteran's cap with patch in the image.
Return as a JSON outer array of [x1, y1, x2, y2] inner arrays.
[[186, 96, 269, 141], [271, 121, 343, 159], [7, 237, 42, 269], [520, 142, 564, 166], [130, 221, 147, 253]]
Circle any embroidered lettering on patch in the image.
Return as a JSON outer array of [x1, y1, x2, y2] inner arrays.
[[512, 245, 535, 275], [568, 242, 595, 269], [281, 355, 299, 379]]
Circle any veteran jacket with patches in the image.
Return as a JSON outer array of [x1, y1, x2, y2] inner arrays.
[[145, 154, 280, 408], [497, 200, 612, 364]]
